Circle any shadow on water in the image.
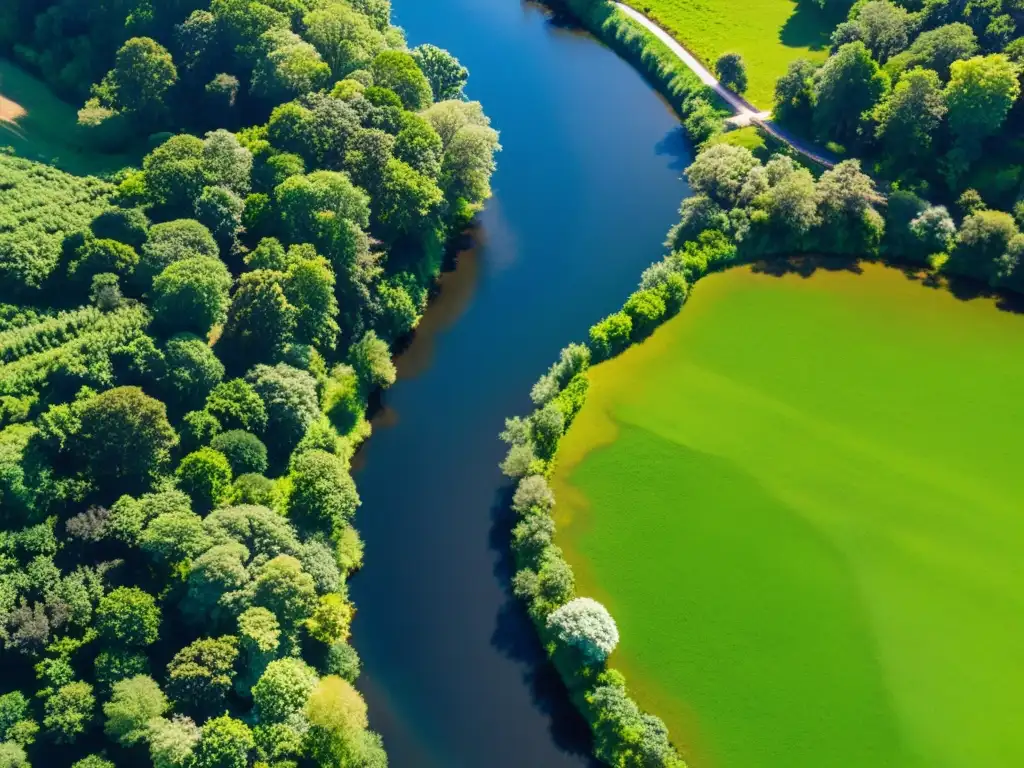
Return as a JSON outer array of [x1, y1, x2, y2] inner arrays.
[[656, 127, 694, 173], [488, 486, 601, 764]]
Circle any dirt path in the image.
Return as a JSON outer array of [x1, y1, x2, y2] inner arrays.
[[614, 2, 837, 168]]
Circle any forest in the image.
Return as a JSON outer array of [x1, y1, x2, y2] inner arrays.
[[0, 1, 498, 766]]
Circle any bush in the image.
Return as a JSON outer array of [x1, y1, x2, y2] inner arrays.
[[210, 430, 269, 475], [546, 597, 620, 664]]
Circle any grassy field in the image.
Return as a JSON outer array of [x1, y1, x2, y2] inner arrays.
[[624, 0, 843, 108], [0, 59, 138, 176], [553, 263, 1024, 768]]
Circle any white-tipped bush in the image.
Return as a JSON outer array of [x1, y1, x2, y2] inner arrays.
[[546, 597, 619, 664]]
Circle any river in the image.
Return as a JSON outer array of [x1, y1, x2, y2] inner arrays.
[[348, 1, 691, 764]]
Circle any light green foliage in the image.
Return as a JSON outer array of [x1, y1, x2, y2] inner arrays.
[[236, 607, 280, 696], [588, 312, 633, 361], [245, 554, 318, 632], [96, 586, 161, 648], [205, 379, 268, 434], [141, 508, 209, 566], [304, 676, 368, 766], [97, 37, 178, 118], [177, 448, 233, 513], [347, 331, 395, 392], [0, 743, 28, 768], [831, 0, 911, 63], [873, 67, 947, 159], [103, 674, 168, 746], [412, 44, 468, 101], [162, 334, 225, 409], [148, 716, 200, 768], [192, 715, 253, 768], [140, 218, 220, 285], [306, 593, 354, 644], [252, 657, 319, 722], [288, 449, 359, 534], [303, 2, 385, 76], [370, 50, 433, 110], [71, 757, 115, 768], [43, 681, 94, 744], [944, 54, 1021, 151]]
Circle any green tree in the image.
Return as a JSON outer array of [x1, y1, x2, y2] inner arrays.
[[94, 649, 150, 694], [873, 67, 947, 160], [285, 252, 339, 349], [205, 379, 268, 434], [276, 170, 370, 242], [944, 54, 1021, 153], [288, 450, 359, 535], [222, 269, 297, 364], [177, 448, 233, 513], [0, 743, 28, 768], [193, 715, 253, 768], [142, 137, 207, 215], [181, 542, 250, 627], [374, 158, 443, 242], [813, 41, 890, 146], [348, 330, 396, 392], [148, 716, 200, 768], [210, 431, 268, 475], [774, 58, 819, 128], [96, 587, 161, 647], [412, 44, 468, 100], [141, 509, 211, 566], [195, 186, 245, 254], [306, 593, 354, 645], [103, 674, 168, 747], [78, 387, 178, 494], [236, 607, 280, 696], [91, 207, 150, 249], [715, 52, 748, 93], [371, 50, 433, 110], [166, 636, 239, 715], [304, 676, 368, 766], [394, 113, 444, 179], [246, 555, 317, 632], [832, 0, 911, 62], [202, 130, 253, 196], [946, 209, 1019, 281], [101, 37, 178, 120], [43, 681, 95, 744], [252, 658, 318, 722], [161, 334, 225, 410], [251, 29, 331, 101], [899, 23, 978, 80], [303, 3, 385, 76], [141, 218, 220, 284], [246, 364, 320, 454], [68, 238, 139, 285]]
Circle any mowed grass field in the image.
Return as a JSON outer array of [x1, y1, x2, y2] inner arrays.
[[624, 0, 843, 107], [552, 263, 1024, 768], [0, 59, 138, 175]]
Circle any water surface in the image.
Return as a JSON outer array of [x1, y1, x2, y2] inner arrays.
[[348, 1, 691, 764]]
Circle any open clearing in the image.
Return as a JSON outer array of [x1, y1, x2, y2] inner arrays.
[[0, 59, 137, 176], [622, 0, 843, 108], [553, 263, 1024, 768]]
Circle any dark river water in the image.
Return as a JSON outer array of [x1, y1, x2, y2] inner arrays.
[[348, 1, 691, 764]]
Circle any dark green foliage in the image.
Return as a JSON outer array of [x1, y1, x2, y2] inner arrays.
[[77, 387, 178, 495], [715, 52, 748, 93], [166, 636, 239, 716], [211, 430, 269, 475], [205, 379, 268, 434], [246, 364, 320, 454]]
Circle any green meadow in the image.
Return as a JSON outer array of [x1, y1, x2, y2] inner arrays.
[[624, 0, 843, 108], [553, 263, 1024, 768], [0, 59, 138, 175]]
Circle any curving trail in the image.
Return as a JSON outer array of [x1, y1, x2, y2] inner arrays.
[[614, 2, 838, 168]]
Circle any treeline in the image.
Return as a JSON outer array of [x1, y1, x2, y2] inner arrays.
[[776, 0, 1022, 210], [0, 1, 499, 766]]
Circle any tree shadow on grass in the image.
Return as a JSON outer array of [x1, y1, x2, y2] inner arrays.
[[752, 254, 863, 278], [896, 264, 1024, 315], [488, 485, 600, 765], [779, 0, 846, 52]]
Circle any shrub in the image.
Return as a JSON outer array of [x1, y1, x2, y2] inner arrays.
[[210, 430, 268, 475], [546, 597, 620, 664], [588, 312, 632, 361]]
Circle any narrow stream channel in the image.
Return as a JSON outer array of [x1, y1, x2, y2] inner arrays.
[[348, 1, 692, 764]]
